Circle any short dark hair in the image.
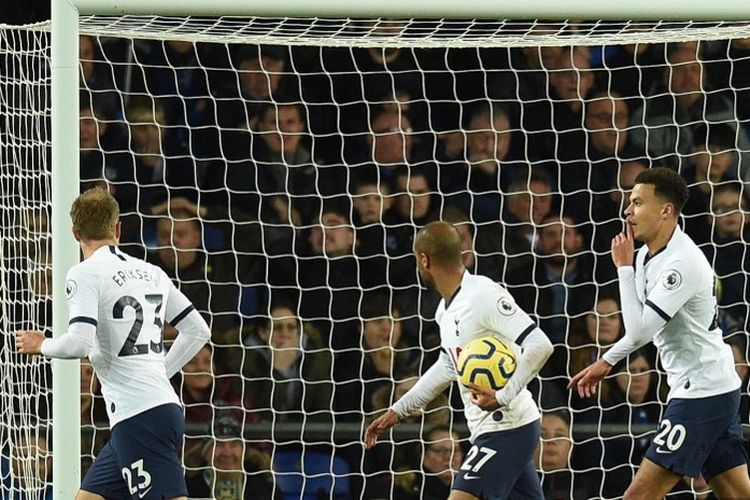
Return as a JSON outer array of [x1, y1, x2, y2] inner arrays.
[[634, 167, 689, 214]]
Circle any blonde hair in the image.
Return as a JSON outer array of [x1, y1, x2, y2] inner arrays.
[[70, 187, 119, 241]]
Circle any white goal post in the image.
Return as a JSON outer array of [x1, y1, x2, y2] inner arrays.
[[35, 0, 750, 497]]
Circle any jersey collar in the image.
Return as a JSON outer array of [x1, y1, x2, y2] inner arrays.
[[644, 225, 681, 266], [445, 271, 467, 310]]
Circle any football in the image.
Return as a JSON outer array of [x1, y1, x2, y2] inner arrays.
[[456, 336, 517, 390]]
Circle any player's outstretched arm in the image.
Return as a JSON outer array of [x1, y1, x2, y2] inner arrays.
[[364, 352, 455, 450], [16, 325, 93, 359]]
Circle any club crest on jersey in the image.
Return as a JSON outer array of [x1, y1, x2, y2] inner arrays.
[[661, 269, 682, 290], [496, 296, 516, 316], [65, 279, 77, 299]]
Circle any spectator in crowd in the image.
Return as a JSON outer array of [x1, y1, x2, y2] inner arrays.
[[441, 205, 528, 282], [440, 102, 536, 223], [708, 37, 750, 122], [252, 101, 347, 227], [334, 294, 419, 418], [629, 41, 750, 178], [385, 168, 439, 288], [115, 98, 200, 216], [535, 411, 599, 500], [681, 123, 739, 242], [133, 39, 215, 156], [3, 431, 53, 500], [266, 207, 366, 350], [242, 301, 333, 423], [79, 104, 119, 193], [502, 172, 556, 248], [186, 417, 279, 499], [393, 425, 464, 500], [174, 345, 248, 453], [505, 214, 597, 346], [489, 37, 564, 102], [350, 106, 419, 185], [351, 174, 395, 257], [605, 349, 662, 425], [561, 92, 641, 215], [568, 289, 625, 420], [147, 210, 251, 337], [79, 35, 120, 118], [206, 101, 348, 242], [526, 46, 597, 166], [600, 39, 665, 101], [700, 182, 750, 329], [214, 45, 290, 131], [590, 350, 664, 498]]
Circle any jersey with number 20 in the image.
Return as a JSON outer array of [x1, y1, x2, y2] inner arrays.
[[65, 245, 193, 426]]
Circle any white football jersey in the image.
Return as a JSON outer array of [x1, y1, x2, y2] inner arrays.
[[635, 226, 740, 400], [437, 272, 540, 440], [66, 245, 193, 426]]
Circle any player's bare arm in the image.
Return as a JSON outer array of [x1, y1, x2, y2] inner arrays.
[[15, 330, 46, 355], [364, 409, 400, 449]]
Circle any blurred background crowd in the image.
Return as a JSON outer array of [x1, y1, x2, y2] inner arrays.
[[3, 15, 750, 499]]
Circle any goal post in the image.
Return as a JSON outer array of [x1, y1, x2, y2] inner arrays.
[[50, 0, 80, 496], [17, 0, 750, 497]]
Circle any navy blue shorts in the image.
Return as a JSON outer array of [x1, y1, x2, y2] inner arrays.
[[81, 403, 187, 499], [645, 389, 748, 480], [453, 420, 543, 500]]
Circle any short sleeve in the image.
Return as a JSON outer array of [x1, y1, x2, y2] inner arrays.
[[644, 260, 701, 321], [477, 287, 537, 346], [65, 266, 100, 328]]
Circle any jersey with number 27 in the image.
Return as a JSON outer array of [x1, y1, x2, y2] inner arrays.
[[65, 245, 193, 426], [635, 226, 739, 400], [437, 272, 540, 441]]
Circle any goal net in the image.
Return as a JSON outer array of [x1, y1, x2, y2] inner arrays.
[[2, 15, 750, 499]]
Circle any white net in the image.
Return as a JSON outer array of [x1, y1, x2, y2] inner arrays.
[[2, 15, 750, 499], [0, 24, 53, 499]]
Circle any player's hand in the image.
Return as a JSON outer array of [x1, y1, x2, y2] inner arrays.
[[611, 221, 635, 268], [364, 409, 400, 450], [467, 383, 501, 411], [567, 359, 613, 398], [15, 330, 46, 355]]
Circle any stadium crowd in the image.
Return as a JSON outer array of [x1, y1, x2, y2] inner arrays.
[[7, 30, 750, 499]]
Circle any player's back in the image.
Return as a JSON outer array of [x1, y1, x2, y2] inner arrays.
[[68, 245, 181, 426]]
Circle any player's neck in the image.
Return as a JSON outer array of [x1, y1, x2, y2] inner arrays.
[[435, 268, 465, 302], [80, 239, 118, 260], [646, 222, 677, 256]]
